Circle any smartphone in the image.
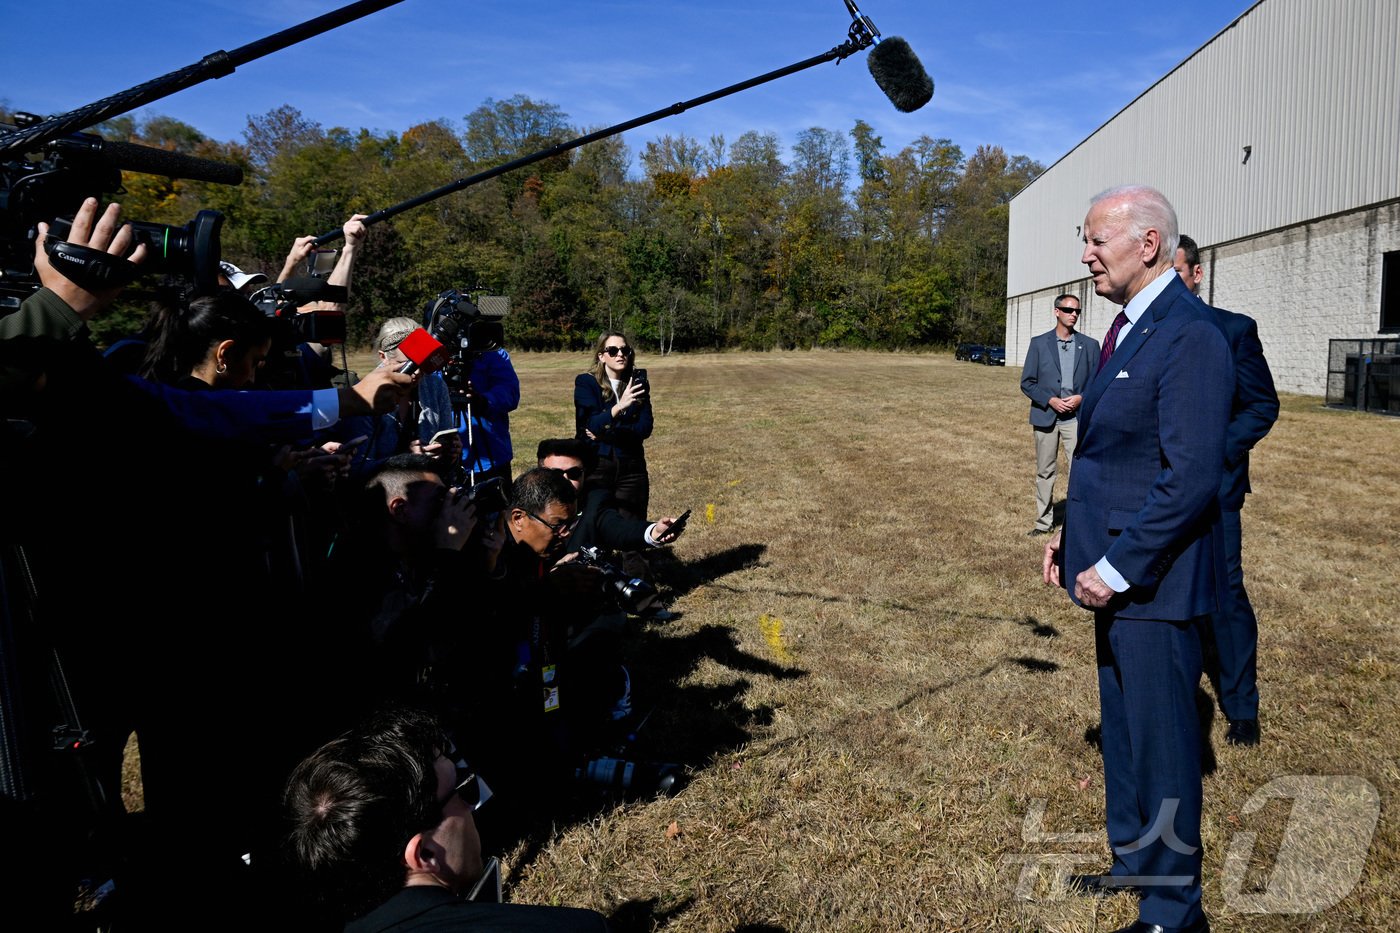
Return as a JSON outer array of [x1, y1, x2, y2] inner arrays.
[[632, 367, 649, 393], [429, 428, 459, 447], [337, 434, 370, 456], [660, 508, 691, 542]]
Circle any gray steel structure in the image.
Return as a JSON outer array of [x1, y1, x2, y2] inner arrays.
[[1004, 0, 1400, 396]]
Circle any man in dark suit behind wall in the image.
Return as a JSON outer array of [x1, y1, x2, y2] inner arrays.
[[1173, 234, 1279, 747], [1043, 186, 1233, 933]]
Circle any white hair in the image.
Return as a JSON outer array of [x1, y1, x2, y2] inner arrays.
[[1090, 185, 1179, 266]]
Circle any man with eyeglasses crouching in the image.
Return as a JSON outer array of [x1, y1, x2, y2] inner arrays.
[[284, 706, 608, 931]]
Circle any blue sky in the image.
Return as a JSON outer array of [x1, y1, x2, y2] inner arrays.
[[2, 0, 1254, 173]]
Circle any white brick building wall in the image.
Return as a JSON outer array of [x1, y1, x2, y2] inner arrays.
[[1005, 199, 1400, 397]]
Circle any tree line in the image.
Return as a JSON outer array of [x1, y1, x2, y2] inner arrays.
[[13, 97, 1042, 351]]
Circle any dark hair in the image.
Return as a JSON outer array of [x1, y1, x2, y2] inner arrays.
[[509, 466, 576, 515], [284, 707, 448, 922], [140, 289, 274, 384], [587, 331, 633, 404], [536, 437, 594, 471], [1053, 293, 1079, 310], [1177, 234, 1201, 268]]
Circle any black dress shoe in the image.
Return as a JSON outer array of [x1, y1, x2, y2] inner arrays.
[[1066, 873, 1140, 897], [1225, 717, 1260, 746], [1111, 917, 1209, 933]]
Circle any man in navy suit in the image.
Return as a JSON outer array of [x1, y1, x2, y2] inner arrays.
[[1043, 186, 1233, 933], [1020, 293, 1100, 536], [1174, 235, 1279, 747]]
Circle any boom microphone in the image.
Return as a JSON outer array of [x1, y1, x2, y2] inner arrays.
[[52, 135, 245, 186], [867, 36, 934, 112]]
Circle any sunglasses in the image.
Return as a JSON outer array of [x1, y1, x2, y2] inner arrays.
[[602, 346, 633, 358], [1055, 307, 1080, 314], [441, 760, 492, 812], [550, 466, 585, 482]]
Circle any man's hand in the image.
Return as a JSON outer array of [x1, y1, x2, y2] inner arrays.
[[35, 198, 148, 321], [1063, 393, 1083, 413], [341, 214, 368, 250], [435, 495, 478, 551], [1074, 565, 1115, 608], [342, 368, 414, 416], [278, 235, 317, 283], [652, 516, 684, 544], [1048, 396, 1071, 414], [1042, 529, 1063, 586]]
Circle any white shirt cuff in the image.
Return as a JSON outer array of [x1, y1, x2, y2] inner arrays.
[[643, 522, 661, 547], [1094, 557, 1131, 593]]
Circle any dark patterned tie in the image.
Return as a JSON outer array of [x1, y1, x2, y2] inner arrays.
[[1098, 311, 1130, 372]]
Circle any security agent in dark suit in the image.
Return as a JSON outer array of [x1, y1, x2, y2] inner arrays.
[[1020, 294, 1100, 535], [1044, 187, 1233, 933], [1174, 235, 1279, 747]]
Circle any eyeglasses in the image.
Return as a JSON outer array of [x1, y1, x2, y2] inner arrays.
[[1055, 307, 1080, 314], [550, 466, 585, 482], [525, 511, 579, 537], [602, 346, 633, 358]]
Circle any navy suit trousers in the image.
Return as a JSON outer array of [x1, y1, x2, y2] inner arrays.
[[1096, 612, 1205, 928], [1209, 508, 1259, 720]]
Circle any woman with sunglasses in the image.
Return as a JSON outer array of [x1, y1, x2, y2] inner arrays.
[[574, 332, 652, 520]]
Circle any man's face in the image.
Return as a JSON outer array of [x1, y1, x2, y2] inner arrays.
[[1173, 248, 1203, 296], [509, 500, 576, 558], [1053, 300, 1081, 332], [540, 454, 586, 493], [1081, 199, 1154, 305], [420, 754, 484, 891], [393, 474, 448, 538]]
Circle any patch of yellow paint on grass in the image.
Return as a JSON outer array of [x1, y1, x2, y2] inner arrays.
[[759, 613, 792, 662], [705, 503, 716, 524]]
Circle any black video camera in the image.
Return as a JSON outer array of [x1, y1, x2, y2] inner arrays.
[[422, 289, 509, 410], [0, 111, 242, 312]]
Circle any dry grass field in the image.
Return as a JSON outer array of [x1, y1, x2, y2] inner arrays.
[[133, 349, 1400, 931], [495, 350, 1398, 932]]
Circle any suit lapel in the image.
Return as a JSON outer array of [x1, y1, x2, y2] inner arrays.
[[1079, 277, 1185, 431]]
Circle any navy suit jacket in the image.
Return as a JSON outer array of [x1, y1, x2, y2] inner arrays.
[[1210, 307, 1279, 510], [1063, 275, 1234, 620], [1021, 329, 1100, 427]]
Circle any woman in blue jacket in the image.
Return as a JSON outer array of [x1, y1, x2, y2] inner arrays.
[[574, 332, 652, 519]]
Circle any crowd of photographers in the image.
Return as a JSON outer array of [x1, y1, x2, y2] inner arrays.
[[1, 198, 686, 930]]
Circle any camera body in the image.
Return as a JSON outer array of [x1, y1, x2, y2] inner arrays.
[[572, 546, 658, 615], [423, 289, 510, 411], [1, 113, 231, 311]]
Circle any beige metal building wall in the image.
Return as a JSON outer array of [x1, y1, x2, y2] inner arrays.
[[1004, 0, 1400, 394]]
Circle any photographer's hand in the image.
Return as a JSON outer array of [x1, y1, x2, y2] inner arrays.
[[435, 496, 478, 551], [34, 198, 148, 322]]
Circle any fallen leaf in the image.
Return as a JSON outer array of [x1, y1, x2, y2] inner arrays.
[[665, 821, 682, 840], [1077, 775, 1093, 791]]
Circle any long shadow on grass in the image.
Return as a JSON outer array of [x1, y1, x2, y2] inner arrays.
[[659, 543, 769, 601]]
